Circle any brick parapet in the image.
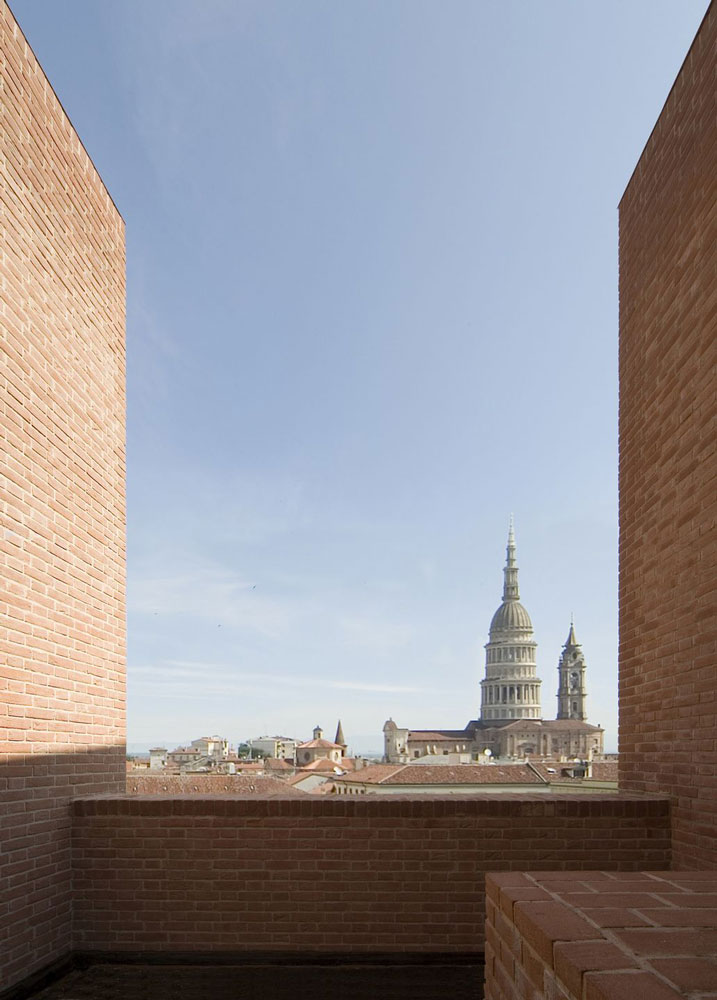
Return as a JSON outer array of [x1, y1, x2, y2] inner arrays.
[[485, 871, 717, 1000], [74, 791, 671, 816], [72, 795, 670, 955]]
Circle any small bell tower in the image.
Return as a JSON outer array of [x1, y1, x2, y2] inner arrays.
[[556, 618, 588, 720]]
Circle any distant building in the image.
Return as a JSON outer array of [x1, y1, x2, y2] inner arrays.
[[264, 757, 294, 773], [333, 762, 545, 795], [556, 621, 587, 720], [480, 520, 541, 722], [384, 524, 604, 763], [333, 760, 617, 796], [289, 759, 345, 793], [296, 725, 343, 766], [162, 736, 231, 772], [149, 747, 167, 770], [190, 736, 229, 759], [127, 755, 150, 770], [248, 736, 298, 760], [167, 746, 205, 768]]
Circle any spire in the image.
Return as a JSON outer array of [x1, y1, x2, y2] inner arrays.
[[334, 719, 346, 748], [502, 516, 520, 601], [565, 616, 579, 647]]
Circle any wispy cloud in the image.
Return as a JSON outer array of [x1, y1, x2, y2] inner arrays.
[[136, 0, 259, 49], [129, 660, 432, 697], [127, 286, 184, 412], [114, 0, 306, 207], [329, 680, 428, 694], [337, 615, 413, 655], [128, 560, 313, 638]]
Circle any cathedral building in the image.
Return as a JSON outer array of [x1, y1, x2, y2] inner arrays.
[[480, 521, 541, 722], [383, 523, 604, 762]]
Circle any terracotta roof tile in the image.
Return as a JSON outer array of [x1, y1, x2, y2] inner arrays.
[[298, 758, 343, 772], [335, 763, 544, 786], [264, 757, 292, 770], [527, 760, 618, 782], [297, 737, 343, 749], [538, 719, 603, 731], [126, 774, 307, 796], [387, 764, 543, 785], [334, 764, 403, 784]]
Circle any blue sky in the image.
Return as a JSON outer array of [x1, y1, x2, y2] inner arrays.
[[13, 0, 708, 754]]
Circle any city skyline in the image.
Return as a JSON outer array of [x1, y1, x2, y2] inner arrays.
[[10, 0, 710, 755], [124, 520, 607, 755]]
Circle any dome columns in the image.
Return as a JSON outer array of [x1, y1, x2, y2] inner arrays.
[[480, 522, 543, 723]]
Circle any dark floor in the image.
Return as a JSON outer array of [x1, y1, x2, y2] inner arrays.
[[29, 961, 484, 1000]]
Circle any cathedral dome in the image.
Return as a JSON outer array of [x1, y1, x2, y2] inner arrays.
[[489, 600, 533, 633]]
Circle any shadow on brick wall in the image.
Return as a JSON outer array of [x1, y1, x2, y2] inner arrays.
[[0, 745, 126, 991], [1, 746, 672, 992]]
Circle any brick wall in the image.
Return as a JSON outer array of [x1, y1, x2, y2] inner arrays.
[[485, 871, 717, 1000], [618, 5, 716, 867], [72, 795, 670, 955], [0, 2, 126, 989]]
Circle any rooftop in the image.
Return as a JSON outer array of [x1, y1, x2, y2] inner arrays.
[[298, 738, 344, 750], [335, 763, 545, 786]]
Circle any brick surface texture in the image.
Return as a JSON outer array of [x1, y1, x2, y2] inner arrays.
[[618, 5, 716, 867], [484, 871, 717, 1000], [71, 796, 669, 955], [2, 0, 716, 990], [0, 2, 126, 990]]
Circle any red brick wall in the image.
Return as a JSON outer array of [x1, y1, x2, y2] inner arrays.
[[485, 871, 717, 1000], [72, 796, 670, 955], [618, 5, 716, 867], [0, 2, 126, 988]]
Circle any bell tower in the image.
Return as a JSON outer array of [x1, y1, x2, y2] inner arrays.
[[556, 619, 588, 720]]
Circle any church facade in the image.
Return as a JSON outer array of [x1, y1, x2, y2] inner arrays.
[[383, 524, 604, 762]]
